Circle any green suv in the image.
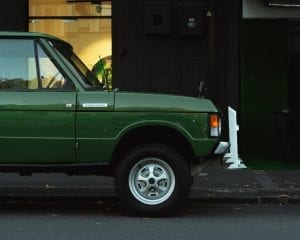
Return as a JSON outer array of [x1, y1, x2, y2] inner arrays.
[[0, 32, 228, 216]]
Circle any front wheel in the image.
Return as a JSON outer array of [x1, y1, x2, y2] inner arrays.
[[115, 143, 191, 216]]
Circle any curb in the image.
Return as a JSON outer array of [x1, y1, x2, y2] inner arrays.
[[189, 188, 300, 204], [189, 195, 300, 205], [0, 186, 300, 205]]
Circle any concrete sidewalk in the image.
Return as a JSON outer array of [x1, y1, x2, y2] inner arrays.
[[0, 166, 300, 204], [191, 169, 300, 203]]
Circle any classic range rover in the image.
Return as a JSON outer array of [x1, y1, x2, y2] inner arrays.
[[0, 32, 228, 216]]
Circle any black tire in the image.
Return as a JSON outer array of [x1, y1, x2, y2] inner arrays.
[[115, 143, 191, 216]]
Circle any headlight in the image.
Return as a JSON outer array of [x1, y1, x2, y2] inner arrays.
[[209, 114, 221, 137]]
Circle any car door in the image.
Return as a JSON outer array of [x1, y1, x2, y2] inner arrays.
[[0, 38, 76, 164]]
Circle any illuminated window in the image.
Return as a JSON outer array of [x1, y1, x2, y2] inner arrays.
[[29, 0, 112, 76]]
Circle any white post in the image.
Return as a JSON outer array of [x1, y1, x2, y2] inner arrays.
[[223, 107, 247, 169]]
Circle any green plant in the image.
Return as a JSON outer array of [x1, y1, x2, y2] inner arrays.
[[92, 56, 112, 90]]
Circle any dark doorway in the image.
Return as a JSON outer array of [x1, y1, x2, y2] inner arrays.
[[284, 21, 300, 159], [288, 21, 300, 113], [240, 20, 289, 163]]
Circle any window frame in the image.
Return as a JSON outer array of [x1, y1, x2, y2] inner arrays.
[[35, 38, 75, 92]]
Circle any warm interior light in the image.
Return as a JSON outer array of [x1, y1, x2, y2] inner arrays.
[[29, 0, 112, 69]]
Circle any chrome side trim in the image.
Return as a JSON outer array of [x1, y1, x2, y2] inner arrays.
[[82, 103, 108, 108]]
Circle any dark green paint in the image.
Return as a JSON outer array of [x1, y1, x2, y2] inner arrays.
[[0, 32, 221, 166], [115, 92, 218, 113], [0, 92, 76, 163], [76, 111, 215, 163]]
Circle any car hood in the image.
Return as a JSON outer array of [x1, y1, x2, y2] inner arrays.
[[114, 92, 218, 113]]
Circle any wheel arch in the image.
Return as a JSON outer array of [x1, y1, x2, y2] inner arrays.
[[109, 125, 196, 175]]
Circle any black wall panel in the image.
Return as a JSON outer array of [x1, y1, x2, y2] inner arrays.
[[0, 0, 28, 31], [144, 2, 171, 34], [178, 3, 205, 36], [112, 0, 241, 138], [112, 0, 210, 97]]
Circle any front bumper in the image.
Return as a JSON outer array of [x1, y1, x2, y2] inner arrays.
[[190, 141, 230, 176], [214, 141, 230, 155]]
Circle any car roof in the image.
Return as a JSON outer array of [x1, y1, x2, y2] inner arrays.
[[0, 31, 72, 48], [0, 31, 58, 39]]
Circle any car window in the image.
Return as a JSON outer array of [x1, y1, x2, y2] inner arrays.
[[50, 40, 103, 89], [0, 39, 38, 90], [37, 44, 74, 90]]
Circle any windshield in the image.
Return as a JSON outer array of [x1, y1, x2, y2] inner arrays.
[[49, 40, 103, 89]]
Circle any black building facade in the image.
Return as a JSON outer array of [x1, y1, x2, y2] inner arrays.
[[0, 1, 28, 31], [112, 0, 240, 114]]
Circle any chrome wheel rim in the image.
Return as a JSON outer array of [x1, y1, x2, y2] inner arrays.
[[128, 158, 175, 205]]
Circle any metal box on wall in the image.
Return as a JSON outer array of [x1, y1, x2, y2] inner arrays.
[[144, 2, 171, 34], [178, 3, 205, 36]]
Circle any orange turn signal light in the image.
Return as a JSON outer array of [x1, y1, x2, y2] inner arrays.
[[210, 114, 219, 128]]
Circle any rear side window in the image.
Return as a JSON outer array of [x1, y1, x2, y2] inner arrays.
[[0, 39, 38, 90], [0, 38, 74, 91]]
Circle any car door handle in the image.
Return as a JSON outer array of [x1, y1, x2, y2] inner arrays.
[[65, 103, 73, 108]]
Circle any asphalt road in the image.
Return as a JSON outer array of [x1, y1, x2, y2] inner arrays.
[[0, 200, 299, 240]]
